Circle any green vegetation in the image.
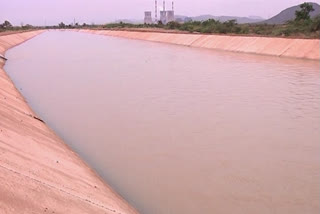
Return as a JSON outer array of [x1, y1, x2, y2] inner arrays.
[[58, 22, 66, 28], [165, 19, 244, 34], [295, 2, 315, 21], [102, 3, 320, 38], [0, 20, 13, 29], [0, 20, 36, 33], [1, 3, 319, 38], [102, 15, 320, 38], [104, 21, 158, 29]]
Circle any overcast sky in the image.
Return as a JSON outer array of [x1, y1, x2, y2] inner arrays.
[[1, 0, 319, 26]]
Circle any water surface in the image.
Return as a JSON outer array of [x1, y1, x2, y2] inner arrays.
[[5, 31, 320, 214]]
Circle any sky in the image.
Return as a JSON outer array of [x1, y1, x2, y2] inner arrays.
[[1, 0, 319, 26]]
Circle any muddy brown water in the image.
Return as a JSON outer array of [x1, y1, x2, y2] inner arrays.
[[4, 31, 320, 214]]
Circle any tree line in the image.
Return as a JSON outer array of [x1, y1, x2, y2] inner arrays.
[[1, 3, 319, 38], [104, 3, 320, 38]]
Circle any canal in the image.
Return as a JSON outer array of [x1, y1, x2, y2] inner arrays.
[[4, 31, 320, 214]]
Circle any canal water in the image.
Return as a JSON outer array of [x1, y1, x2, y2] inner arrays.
[[4, 31, 320, 214]]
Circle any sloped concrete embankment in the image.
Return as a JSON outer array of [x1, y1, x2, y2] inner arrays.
[[75, 29, 319, 60], [0, 31, 138, 214]]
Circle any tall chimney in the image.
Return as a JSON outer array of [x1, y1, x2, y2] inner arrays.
[[172, 1, 174, 11], [155, 0, 158, 22], [163, 1, 166, 11]]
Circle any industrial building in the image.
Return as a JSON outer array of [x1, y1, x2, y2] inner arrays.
[[166, 10, 175, 23], [145, 1, 175, 24], [144, 11, 153, 24], [160, 11, 167, 24], [159, 1, 175, 24]]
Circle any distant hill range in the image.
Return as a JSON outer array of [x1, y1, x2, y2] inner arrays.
[[175, 15, 265, 24], [176, 2, 320, 24], [115, 2, 320, 25], [261, 2, 320, 24], [115, 16, 264, 24]]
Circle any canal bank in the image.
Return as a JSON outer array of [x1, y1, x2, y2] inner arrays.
[[4, 31, 319, 214], [73, 29, 319, 60], [0, 31, 138, 214]]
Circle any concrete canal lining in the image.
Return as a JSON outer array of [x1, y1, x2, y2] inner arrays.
[[0, 29, 318, 213], [0, 31, 138, 214], [74, 29, 319, 61]]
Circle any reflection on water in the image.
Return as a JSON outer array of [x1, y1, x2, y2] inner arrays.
[[5, 31, 320, 214]]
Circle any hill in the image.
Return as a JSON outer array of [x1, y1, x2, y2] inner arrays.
[[261, 2, 320, 24], [175, 15, 264, 24]]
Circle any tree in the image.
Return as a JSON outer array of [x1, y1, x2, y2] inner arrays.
[[58, 22, 66, 28], [166, 21, 181, 29], [22, 24, 33, 29], [311, 15, 320, 31], [0, 20, 13, 29], [295, 2, 314, 21], [225, 19, 237, 28]]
